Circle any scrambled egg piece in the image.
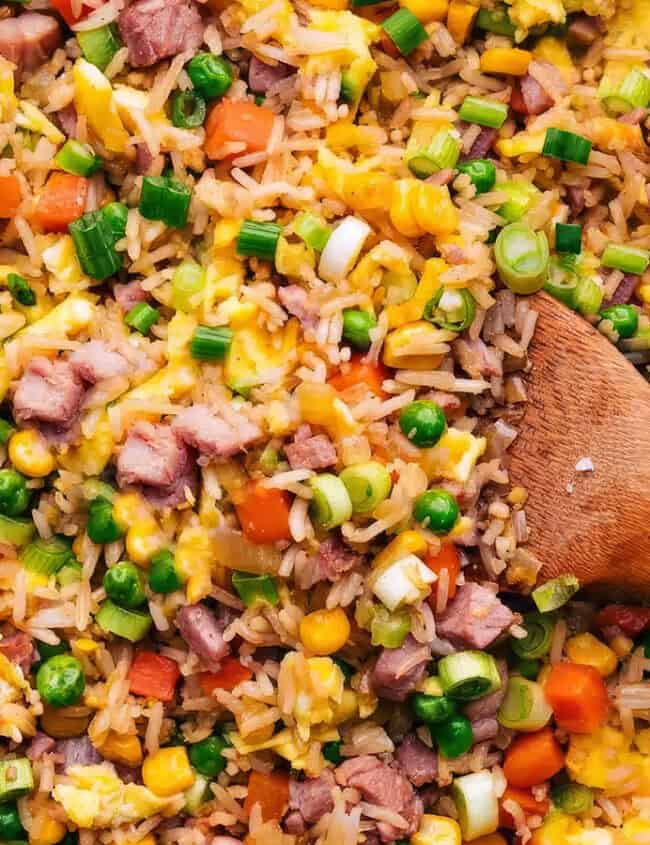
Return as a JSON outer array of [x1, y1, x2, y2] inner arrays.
[[533, 812, 650, 845], [278, 654, 345, 742], [506, 0, 614, 38], [53, 764, 171, 828], [302, 10, 378, 80], [41, 236, 91, 294], [230, 724, 339, 774], [421, 428, 487, 484], [566, 726, 650, 796]]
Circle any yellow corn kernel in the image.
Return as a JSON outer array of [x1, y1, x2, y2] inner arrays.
[[390, 180, 424, 238], [384, 258, 446, 328], [480, 48, 532, 76], [373, 530, 427, 571], [113, 492, 150, 527], [331, 688, 358, 724], [637, 283, 650, 305], [142, 747, 195, 797], [327, 122, 383, 152], [57, 411, 114, 476], [446, 0, 478, 44], [29, 816, 67, 845], [401, 0, 448, 22], [9, 429, 55, 477], [99, 731, 143, 766], [383, 321, 446, 370], [412, 814, 462, 845], [343, 171, 393, 213], [565, 632, 618, 677], [610, 634, 634, 658], [126, 519, 165, 566], [176, 523, 213, 604], [411, 183, 458, 237], [74, 638, 97, 654], [300, 608, 351, 656]]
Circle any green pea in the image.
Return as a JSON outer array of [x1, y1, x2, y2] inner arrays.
[[600, 304, 639, 339], [187, 53, 233, 99], [457, 159, 496, 195], [513, 657, 541, 680], [0, 801, 25, 840], [103, 561, 147, 609], [342, 309, 377, 351], [148, 550, 183, 594], [432, 714, 474, 759], [413, 489, 459, 535], [322, 740, 342, 765], [0, 469, 29, 517], [411, 692, 457, 725], [87, 496, 124, 545], [36, 654, 85, 707], [188, 733, 228, 777], [399, 400, 447, 448]]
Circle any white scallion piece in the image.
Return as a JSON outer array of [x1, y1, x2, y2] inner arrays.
[[452, 771, 499, 841], [370, 553, 436, 611], [319, 216, 371, 283]]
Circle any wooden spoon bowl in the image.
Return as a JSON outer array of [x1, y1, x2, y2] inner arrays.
[[506, 292, 650, 597]]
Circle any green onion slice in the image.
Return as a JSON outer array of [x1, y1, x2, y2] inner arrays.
[[600, 68, 650, 115], [438, 650, 501, 700], [544, 255, 580, 309], [381, 8, 428, 56], [294, 212, 331, 251], [139, 176, 191, 229], [601, 243, 650, 275], [511, 613, 555, 660], [370, 606, 411, 648], [532, 574, 579, 612], [170, 90, 207, 129], [497, 676, 553, 731], [495, 222, 549, 294], [21, 537, 73, 575], [125, 302, 160, 335], [542, 127, 592, 165], [236, 220, 282, 261], [55, 139, 102, 177], [7, 272, 36, 307], [574, 274, 603, 316], [0, 758, 33, 801], [458, 96, 509, 129], [0, 514, 34, 547], [475, 6, 515, 36], [232, 571, 279, 608], [406, 129, 461, 179], [0, 419, 16, 445], [101, 201, 128, 244], [556, 222, 582, 254], [77, 24, 122, 72], [339, 461, 392, 514], [309, 473, 353, 530], [457, 159, 496, 195], [95, 599, 152, 642], [57, 561, 83, 586], [552, 783, 594, 816], [171, 261, 206, 312], [190, 326, 234, 361], [69, 210, 122, 281], [423, 287, 476, 332], [497, 181, 540, 223]]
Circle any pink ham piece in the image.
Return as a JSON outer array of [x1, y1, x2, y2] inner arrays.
[[0, 631, 35, 675], [370, 635, 430, 702], [395, 734, 438, 787], [284, 424, 337, 470], [436, 582, 515, 649], [69, 341, 129, 384], [511, 74, 554, 116], [13, 357, 84, 428], [567, 14, 601, 46], [278, 285, 319, 331], [114, 280, 147, 312], [248, 55, 294, 94], [172, 404, 262, 461], [0, 13, 62, 72], [176, 603, 230, 670], [118, 0, 203, 68], [285, 770, 335, 835]]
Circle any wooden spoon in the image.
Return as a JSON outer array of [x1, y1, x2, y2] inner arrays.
[[506, 291, 650, 597]]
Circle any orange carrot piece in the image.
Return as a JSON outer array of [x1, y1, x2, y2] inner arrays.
[[204, 99, 275, 160], [425, 543, 461, 606], [128, 651, 180, 702], [0, 174, 22, 218], [328, 355, 389, 397], [199, 657, 253, 694], [499, 786, 550, 828], [503, 727, 565, 789], [544, 662, 609, 734], [243, 771, 290, 821], [50, 0, 91, 23], [235, 482, 292, 544], [32, 173, 88, 233]]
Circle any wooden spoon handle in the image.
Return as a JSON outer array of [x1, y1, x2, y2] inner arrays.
[[506, 293, 650, 597]]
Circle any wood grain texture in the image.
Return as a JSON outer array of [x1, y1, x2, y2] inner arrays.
[[507, 292, 650, 597]]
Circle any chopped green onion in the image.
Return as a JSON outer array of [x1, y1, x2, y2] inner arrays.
[[457, 159, 496, 195], [309, 473, 353, 530], [497, 676, 553, 731], [185, 774, 211, 815], [232, 571, 279, 608], [77, 25, 121, 72], [495, 222, 549, 295], [0, 759, 33, 802], [95, 599, 152, 642], [381, 8, 428, 56], [0, 419, 15, 445], [600, 68, 650, 115], [139, 175, 191, 228], [423, 287, 476, 332], [101, 201, 128, 243], [601, 243, 650, 275], [532, 574, 579, 612], [513, 657, 540, 679], [7, 272, 36, 307], [452, 771, 499, 842], [556, 222, 582, 254], [552, 783, 594, 816], [55, 139, 102, 177], [511, 613, 555, 659], [322, 740, 343, 764], [87, 496, 125, 545], [600, 303, 639, 339], [186, 53, 233, 100], [171, 261, 206, 311], [0, 514, 34, 547], [236, 220, 282, 261], [475, 6, 515, 36], [259, 444, 279, 475], [69, 210, 122, 281], [406, 129, 461, 179], [21, 537, 73, 575], [412, 690, 457, 724], [339, 461, 392, 514], [542, 127, 592, 165], [438, 650, 501, 700], [294, 212, 331, 251], [170, 90, 207, 129], [125, 302, 160, 335], [574, 274, 603, 315], [57, 561, 82, 586], [149, 549, 184, 594], [497, 181, 540, 223], [370, 606, 411, 648], [190, 325, 234, 361], [458, 96, 509, 129]]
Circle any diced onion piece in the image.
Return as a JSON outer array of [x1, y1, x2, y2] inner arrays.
[[497, 676, 553, 731], [370, 553, 436, 611], [452, 771, 499, 841], [319, 216, 371, 283]]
